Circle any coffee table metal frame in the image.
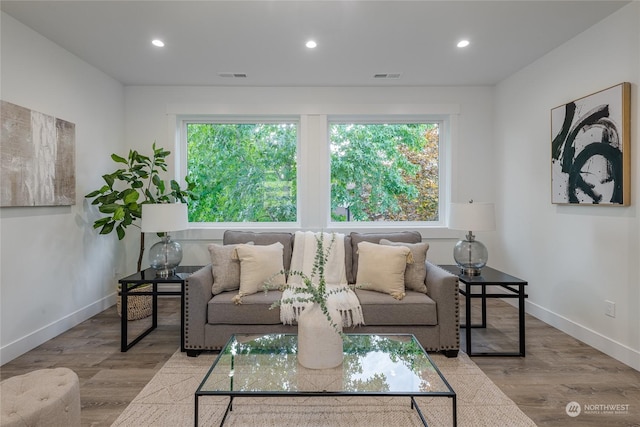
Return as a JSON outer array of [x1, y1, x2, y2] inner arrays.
[[194, 333, 456, 427]]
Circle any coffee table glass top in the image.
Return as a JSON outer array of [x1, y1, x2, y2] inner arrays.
[[197, 334, 453, 396]]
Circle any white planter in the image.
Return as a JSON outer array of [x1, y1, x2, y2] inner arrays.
[[297, 303, 343, 369]]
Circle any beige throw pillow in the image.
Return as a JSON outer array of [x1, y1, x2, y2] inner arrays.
[[380, 239, 429, 293], [355, 241, 411, 300], [208, 242, 253, 295], [234, 242, 286, 299]]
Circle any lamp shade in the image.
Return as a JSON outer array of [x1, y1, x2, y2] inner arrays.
[[141, 203, 188, 233], [449, 202, 495, 232]]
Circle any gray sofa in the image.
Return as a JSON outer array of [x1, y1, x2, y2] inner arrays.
[[184, 230, 460, 357]]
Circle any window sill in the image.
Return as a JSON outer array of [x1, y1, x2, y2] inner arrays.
[[177, 224, 461, 242]]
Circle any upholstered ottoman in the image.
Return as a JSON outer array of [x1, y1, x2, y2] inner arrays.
[[1, 367, 80, 427]]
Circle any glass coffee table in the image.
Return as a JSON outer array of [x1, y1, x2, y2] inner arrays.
[[195, 334, 456, 426]]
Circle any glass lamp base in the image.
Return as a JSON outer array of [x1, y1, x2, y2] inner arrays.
[[153, 267, 176, 278], [148, 235, 183, 278], [453, 238, 488, 276], [459, 266, 482, 276]]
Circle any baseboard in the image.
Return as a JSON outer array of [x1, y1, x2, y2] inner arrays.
[[0, 294, 117, 365], [525, 301, 640, 371]]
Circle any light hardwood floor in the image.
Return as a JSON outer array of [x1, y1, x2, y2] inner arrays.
[[1, 297, 639, 426]]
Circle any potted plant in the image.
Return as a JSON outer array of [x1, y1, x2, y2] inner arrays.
[[267, 233, 363, 369], [85, 142, 196, 271], [85, 143, 197, 319]]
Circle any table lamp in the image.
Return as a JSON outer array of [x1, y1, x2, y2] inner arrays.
[[141, 203, 188, 277], [449, 200, 495, 276]]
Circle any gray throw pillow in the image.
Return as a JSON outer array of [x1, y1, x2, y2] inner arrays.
[[208, 242, 253, 295], [380, 239, 429, 293]]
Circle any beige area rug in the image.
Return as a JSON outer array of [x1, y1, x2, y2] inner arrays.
[[112, 350, 535, 426]]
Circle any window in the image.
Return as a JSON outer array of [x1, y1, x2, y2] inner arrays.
[[185, 120, 298, 223], [330, 120, 440, 222], [179, 111, 448, 229]]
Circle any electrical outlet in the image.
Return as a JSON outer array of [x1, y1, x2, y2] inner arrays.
[[605, 300, 616, 318]]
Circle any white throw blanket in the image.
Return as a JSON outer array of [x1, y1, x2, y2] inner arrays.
[[280, 231, 364, 327]]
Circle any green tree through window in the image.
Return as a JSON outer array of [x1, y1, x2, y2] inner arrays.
[[330, 122, 439, 222], [187, 122, 298, 222], [184, 119, 440, 224]]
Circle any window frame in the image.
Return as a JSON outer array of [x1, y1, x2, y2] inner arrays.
[[326, 115, 448, 229], [175, 108, 453, 235], [177, 115, 302, 228]]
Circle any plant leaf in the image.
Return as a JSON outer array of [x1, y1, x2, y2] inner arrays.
[[99, 203, 120, 214], [111, 153, 128, 164], [93, 217, 111, 227], [102, 174, 115, 188], [99, 221, 115, 235], [116, 224, 125, 240], [122, 189, 139, 204], [113, 206, 125, 221]]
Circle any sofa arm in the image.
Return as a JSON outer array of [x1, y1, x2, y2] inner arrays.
[[425, 261, 460, 352], [184, 265, 213, 352]]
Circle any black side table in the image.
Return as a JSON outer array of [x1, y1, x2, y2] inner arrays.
[[118, 265, 202, 352], [440, 265, 528, 357]]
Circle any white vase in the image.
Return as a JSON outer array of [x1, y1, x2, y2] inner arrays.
[[297, 303, 343, 369]]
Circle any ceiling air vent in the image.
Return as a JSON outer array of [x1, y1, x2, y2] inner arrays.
[[218, 72, 248, 78], [373, 73, 401, 79]]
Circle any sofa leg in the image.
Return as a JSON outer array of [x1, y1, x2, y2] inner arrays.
[[186, 350, 201, 357], [442, 349, 459, 358]]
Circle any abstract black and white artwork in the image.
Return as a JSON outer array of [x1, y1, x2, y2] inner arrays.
[[1, 101, 76, 206], [551, 83, 630, 205]]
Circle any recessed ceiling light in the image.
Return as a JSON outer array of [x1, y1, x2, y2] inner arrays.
[[152, 39, 165, 47], [457, 40, 470, 48], [305, 40, 317, 49]]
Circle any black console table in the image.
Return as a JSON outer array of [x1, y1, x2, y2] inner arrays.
[[440, 265, 528, 357], [118, 265, 202, 352]]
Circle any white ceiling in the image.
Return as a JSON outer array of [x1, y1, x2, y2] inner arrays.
[[1, 0, 630, 87]]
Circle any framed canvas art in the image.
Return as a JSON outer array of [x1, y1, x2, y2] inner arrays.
[[1, 101, 76, 207], [551, 83, 630, 205]]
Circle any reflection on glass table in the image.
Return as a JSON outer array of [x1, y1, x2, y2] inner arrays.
[[195, 334, 456, 427]]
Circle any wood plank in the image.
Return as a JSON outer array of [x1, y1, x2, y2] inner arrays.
[[1, 297, 639, 426], [463, 298, 640, 425]]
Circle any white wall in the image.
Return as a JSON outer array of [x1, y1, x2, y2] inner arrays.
[[123, 85, 496, 269], [0, 13, 125, 364], [494, 2, 640, 370], [1, 9, 496, 363], [6, 2, 636, 370]]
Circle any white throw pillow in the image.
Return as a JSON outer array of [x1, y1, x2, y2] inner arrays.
[[355, 241, 411, 300], [234, 242, 286, 298], [380, 239, 429, 293]]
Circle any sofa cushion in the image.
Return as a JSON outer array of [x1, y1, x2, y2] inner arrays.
[[355, 241, 410, 300], [208, 291, 284, 325], [354, 289, 438, 326], [235, 243, 286, 296], [349, 231, 422, 283], [380, 239, 429, 293], [224, 230, 294, 270], [208, 242, 254, 295]]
